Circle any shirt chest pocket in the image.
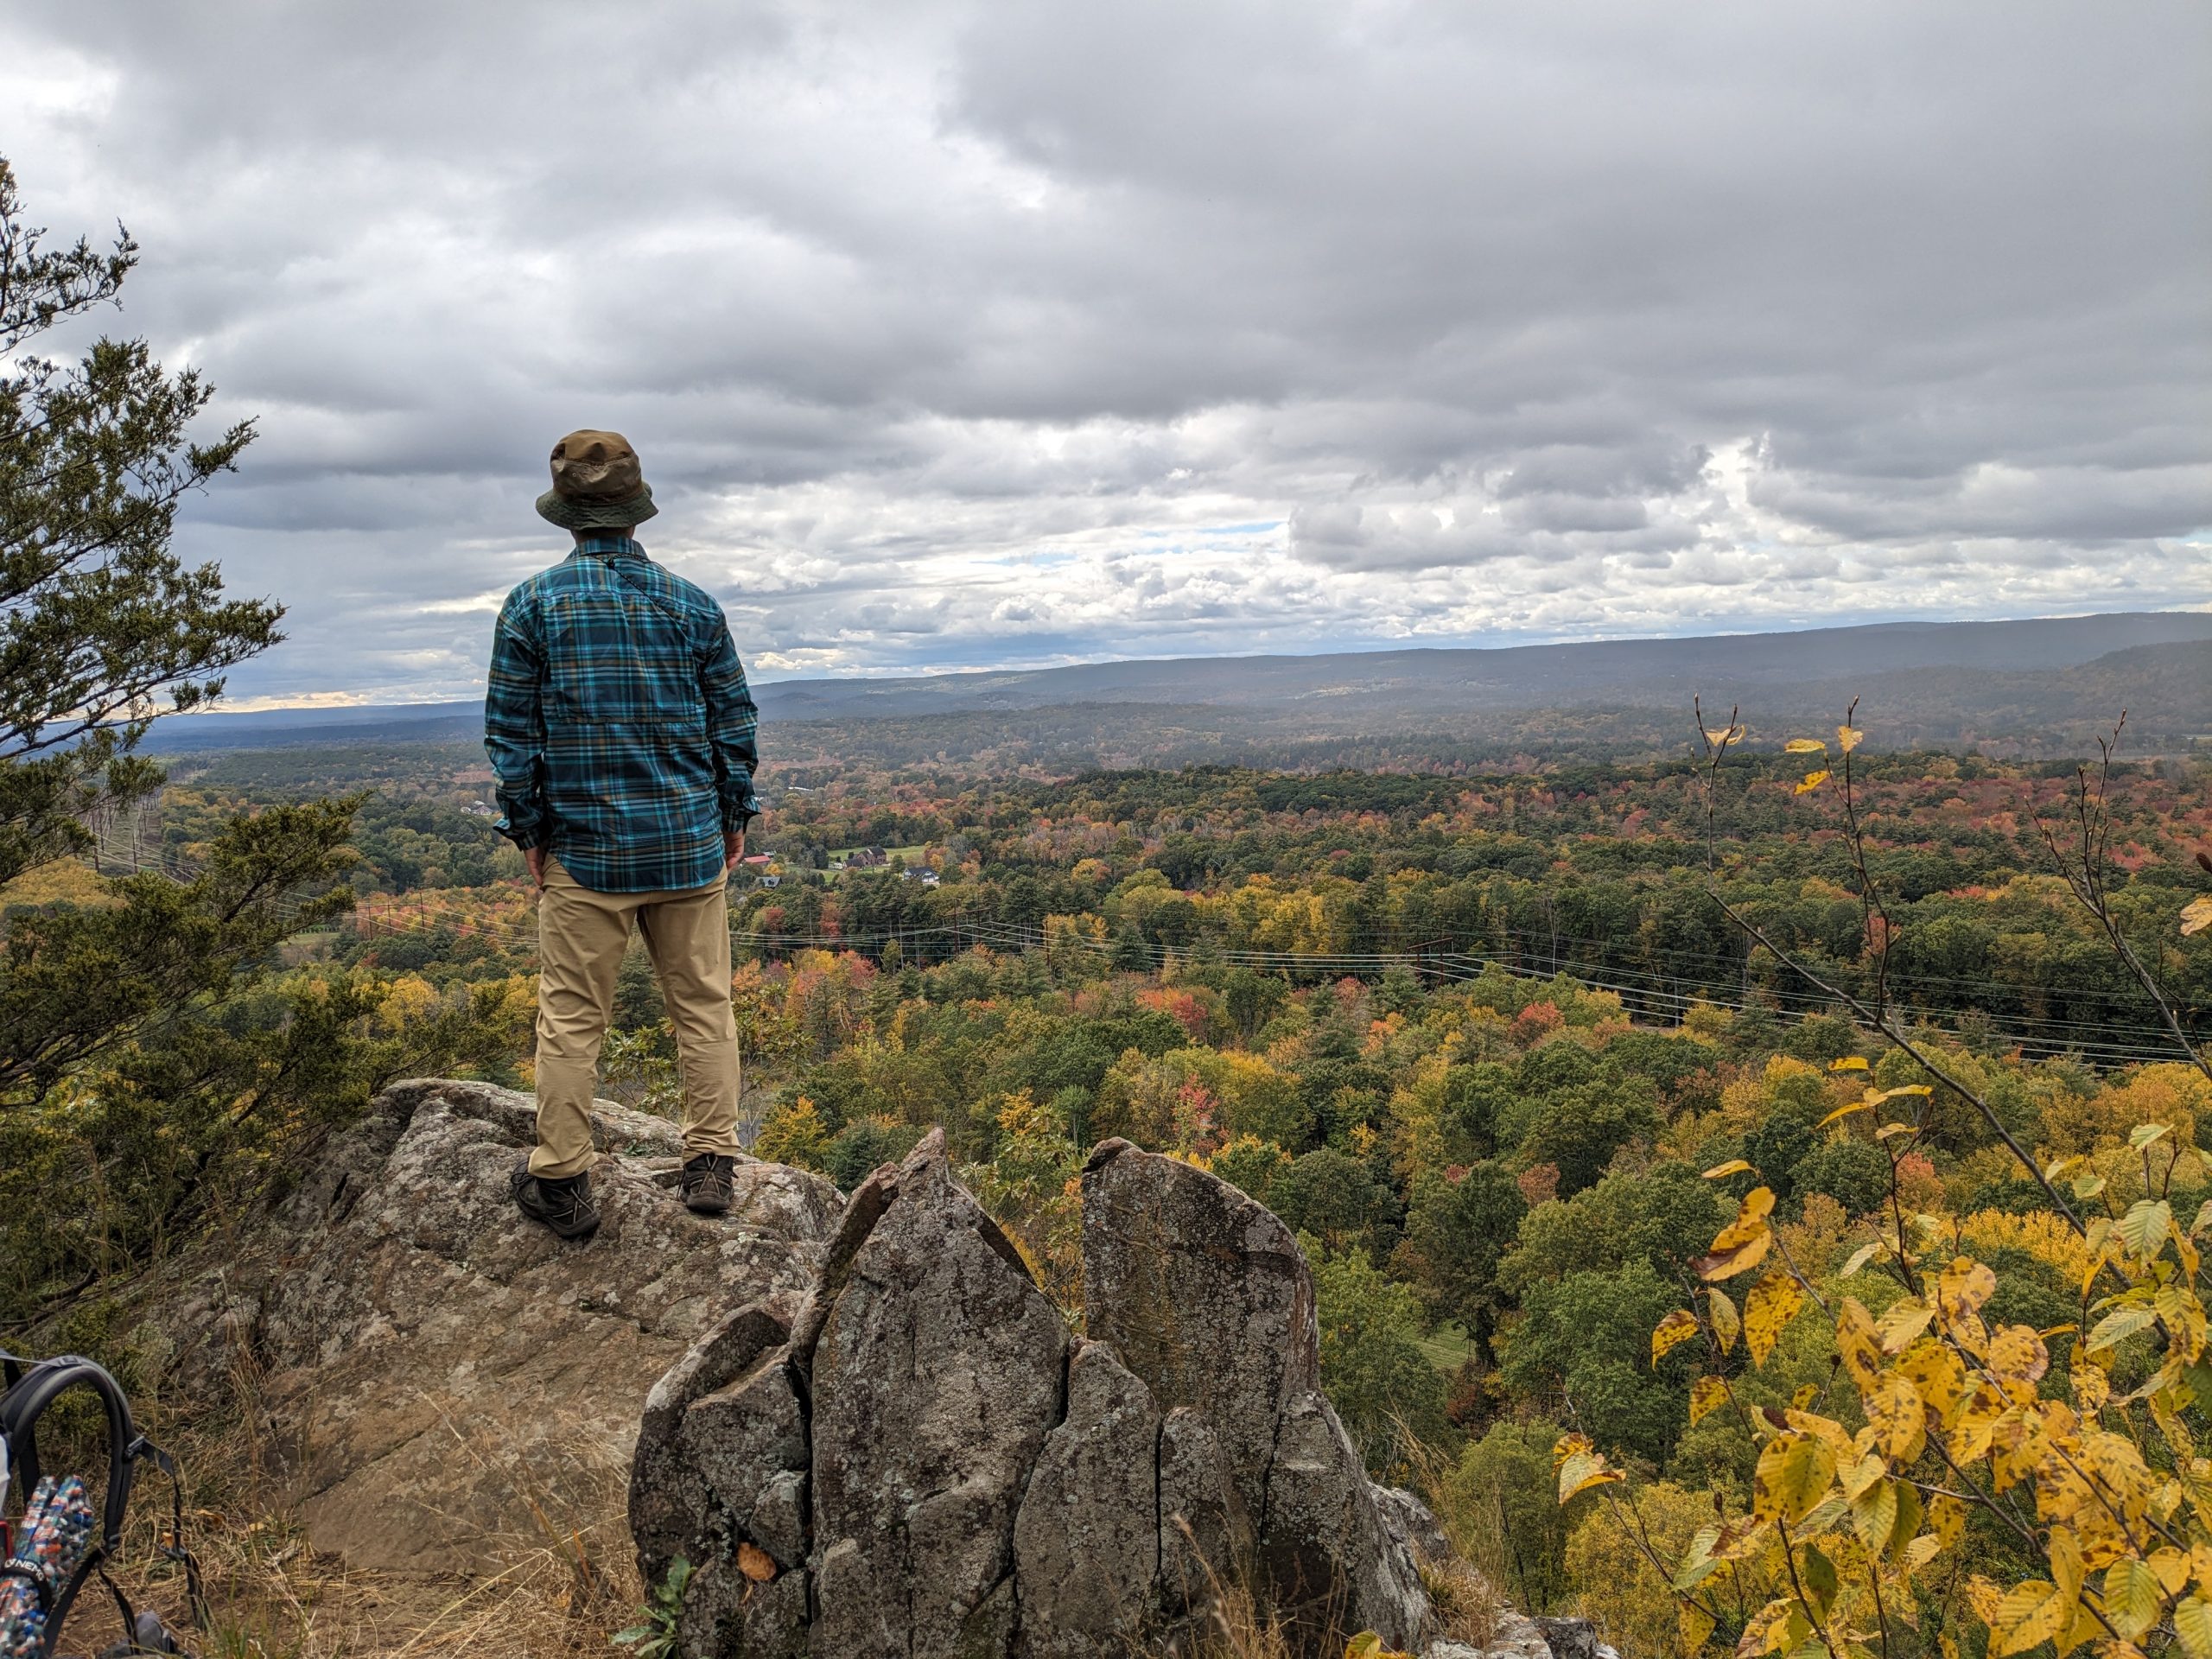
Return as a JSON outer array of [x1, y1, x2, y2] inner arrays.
[[543, 593, 704, 728]]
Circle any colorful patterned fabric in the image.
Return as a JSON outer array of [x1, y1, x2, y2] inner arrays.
[[485, 535, 760, 894], [0, 1475, 92, 1658]]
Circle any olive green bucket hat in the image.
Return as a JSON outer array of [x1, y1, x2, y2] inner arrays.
[[536, 428, 659, 530]]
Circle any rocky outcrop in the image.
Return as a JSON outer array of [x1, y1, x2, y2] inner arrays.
[[806, 1135, 1071, 1657], [127, 1079, 840, 1570], [1085, 1138, 1428, 1649], [1011, 1341, 1160, 1656], [632, 1130, 1438, 1657]]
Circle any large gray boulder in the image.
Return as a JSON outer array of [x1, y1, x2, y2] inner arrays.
[[1083, 1139, 1431, 1653], [632, 1131, 1437, 1656], [1079, 1137, 1315, 1523], [630, 1299, 810, 1659], [806, 1129, 1070, 1659], [125, 1078, 840, 1570], [1011, 1340, 1160, 1656], [1155, 1404, 1256, 1622]]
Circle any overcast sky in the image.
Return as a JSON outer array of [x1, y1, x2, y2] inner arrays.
[[4, 2, 2207, 705]]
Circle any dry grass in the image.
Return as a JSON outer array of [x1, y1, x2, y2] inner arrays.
[[1421, 1554, 1508, 1649], [75, 1400, 645, 1659]]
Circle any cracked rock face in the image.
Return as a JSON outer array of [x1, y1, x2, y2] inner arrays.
[[124, 1079, 840, 1570], [1086, 1140, 1429, 1652], [633, 1130, 1435, 1656], [806, 1129, 1071, 1659], [1011, 1340, 1160, 1656]]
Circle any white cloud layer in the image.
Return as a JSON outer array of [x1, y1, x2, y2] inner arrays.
[[3, 0, 2207, 702]]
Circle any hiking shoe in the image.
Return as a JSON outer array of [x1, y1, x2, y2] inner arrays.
[[680, 1154, 737, 1217], [512, 1158, 601, 1239]]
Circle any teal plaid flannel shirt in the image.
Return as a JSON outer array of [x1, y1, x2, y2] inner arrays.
[[484, 535, 760, 893]]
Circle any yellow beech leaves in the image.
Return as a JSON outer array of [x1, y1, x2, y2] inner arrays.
[[1987, 1580, 2072, 1656], [1694, 1186, 1776, 1281], [1651, 1309, 1700, 1363], [1553, 1433, 1625, 1503], [1577, 1132, 2212, 1659], [1689, 1376, 1731, 1425], [1753, 1433, 1835, 1525], [1862, 1372, 1926, 1462], [1743, 1273, 1805, 1367]]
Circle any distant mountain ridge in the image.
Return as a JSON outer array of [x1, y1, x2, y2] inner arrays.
[[139, 611, 2212, 754]]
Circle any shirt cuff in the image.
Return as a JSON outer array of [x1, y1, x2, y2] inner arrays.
[[495, 802, 549, 849]]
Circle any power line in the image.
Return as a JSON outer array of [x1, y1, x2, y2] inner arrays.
[[76, 840, 2197, 1071]]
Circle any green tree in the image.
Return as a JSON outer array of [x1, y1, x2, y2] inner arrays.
[[1269, 1147, 1385, 1255], [1397, 1160, 1527, 1357], [1309, 1238, 1450, 1482], [1, 157, 274, 884], [1439, 1418, 1584, 1613], [0, 159, 497, 1320], [1500, 1261, 1686, 1466]]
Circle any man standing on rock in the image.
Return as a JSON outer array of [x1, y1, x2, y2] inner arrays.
[[485, 429, 760, 1239]]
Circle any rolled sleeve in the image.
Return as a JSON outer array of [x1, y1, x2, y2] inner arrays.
[[700, 612, 761, 831], [484, 590, 550, 849]]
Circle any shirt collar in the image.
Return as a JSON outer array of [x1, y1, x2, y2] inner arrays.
[[573, 533, 643, 560]]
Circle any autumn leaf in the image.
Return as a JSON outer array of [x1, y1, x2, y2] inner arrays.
[[1753, 1432, 1836, 1525], [1558, 1446, 1625, 1503], [1936, 1256, 1998, 1319], [1894, 1338, 1967, 1417], [2074, 1364, 2113, 1415], [1986, 1325, 2050, 1383], [2117, 1198, 2175, 1260], [1738, 1597, 1805, 1658], [737, 1541, 778, 1582], [1948, 1389, 2003, 1462], [2151, 1548, 2192, 1596], [1864, 1371, 1926, 1462], [2172, 1594, 2212, 1659], [1835, 1299, 1885, 1389], [2050, 1525, 2085, 1609], [1837, 724, 1864, 753], [1876, 1296, 1935, 1354], [2182, 895, 2212, 938], [1784, 738, 1827, 753], [1679, 1599, 1717, 1656], [1696, 1187, 1777, 1281], [1745, 1272, 1807, 1367], [1987, 1580, 2072, 1656], [2105, 1558, 2165, 1642], [1653, 1309, 1700, 1363], [1828, 1055, 1869, 1071], [2088, 1306, 2159, 1352], [1796, 770, 1830, 795], [1850, 1477, 1899, 1551], [1702, 1159, 1754, 1179], [1708, 1288, 1740, 1355], [1690, 1376, 1731, 1425]]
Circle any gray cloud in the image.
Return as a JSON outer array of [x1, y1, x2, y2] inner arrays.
[[2, 0, 2206, 705]]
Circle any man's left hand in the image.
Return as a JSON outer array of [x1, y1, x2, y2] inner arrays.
[[524, 846, 547, 890], [725, 829, 746, 871]]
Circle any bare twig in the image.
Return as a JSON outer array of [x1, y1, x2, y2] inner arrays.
[[2035, 714, 2210, 1084]]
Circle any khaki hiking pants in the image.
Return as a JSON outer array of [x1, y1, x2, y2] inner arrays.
[[529, 855, 742, 1179]]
